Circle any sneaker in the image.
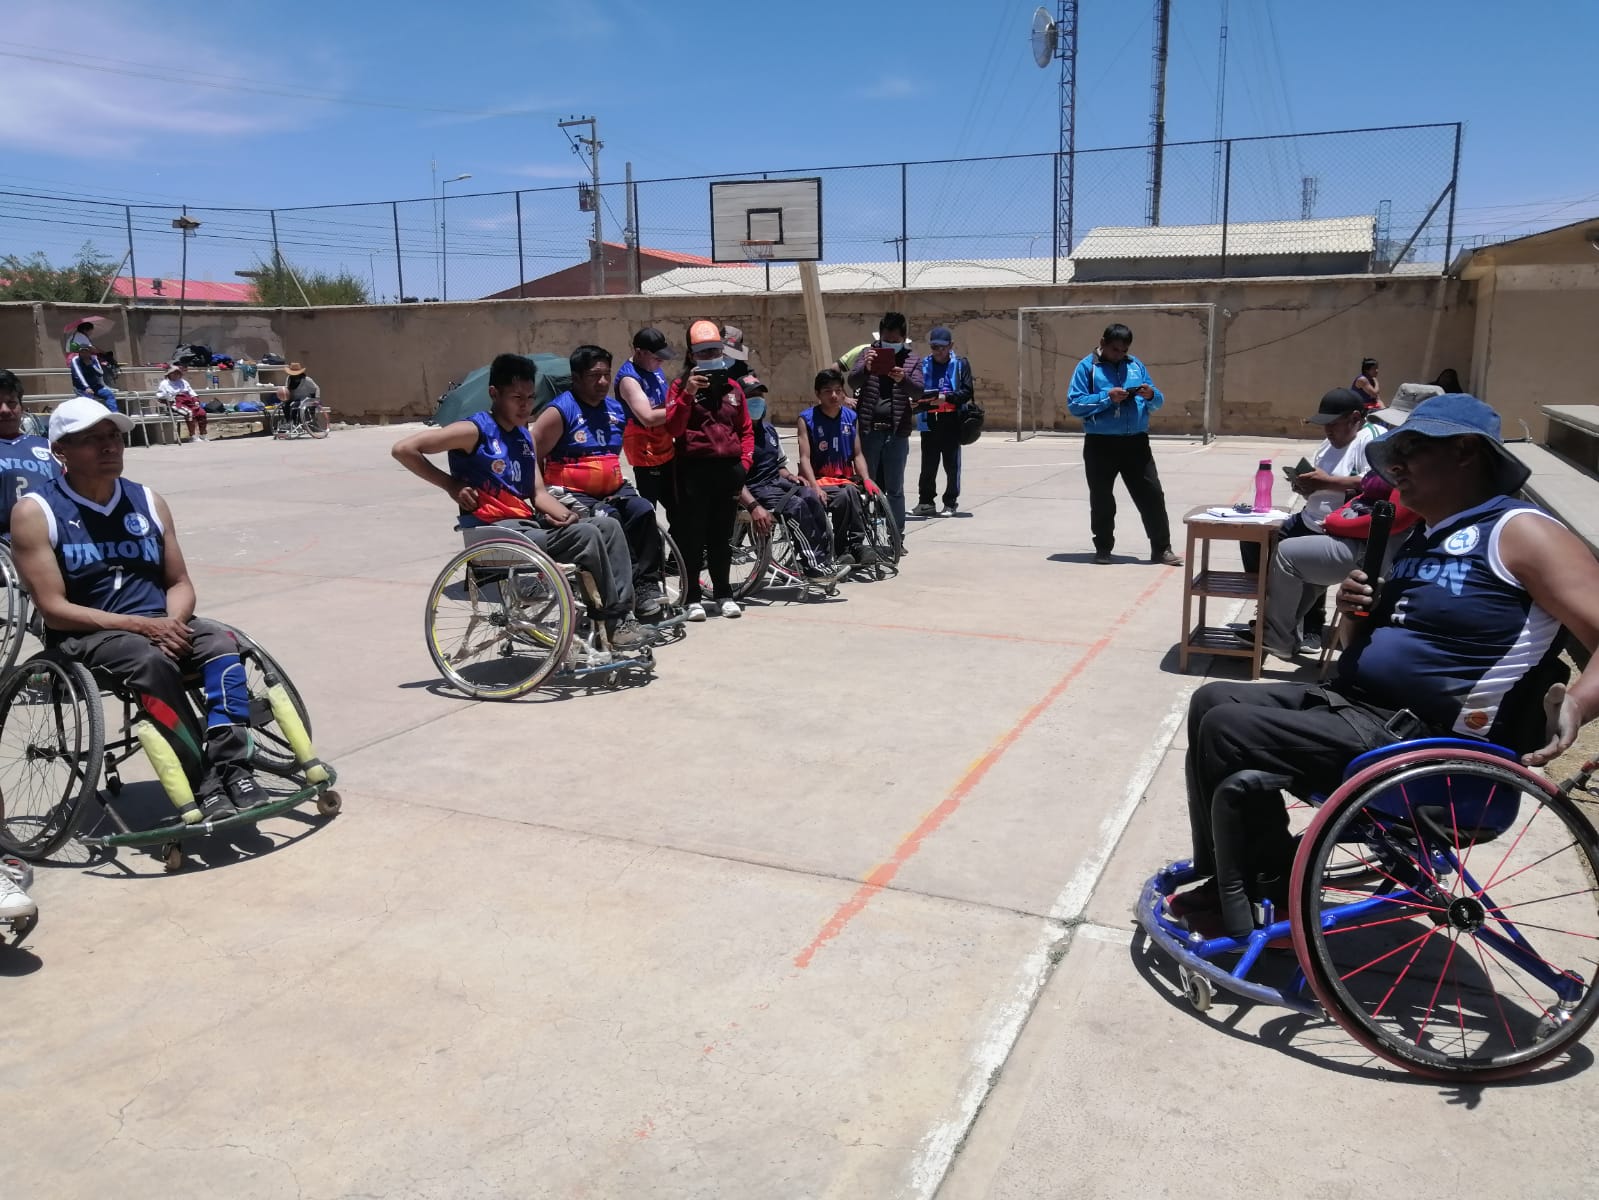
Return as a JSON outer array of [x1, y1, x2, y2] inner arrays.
[[718, 599, 743, 619], [857, 547, 882, 566], [1153, 548, 1184, 566], [224, 770, 270, 811], [0, 867, 36, 923], [635, 583, 664, 621], [1093, 552, 1113, 565], [608, 617, 649, 649], [803, 562, 848, 583], [684, 602, 707, 623], [1163, 880, 1219, 922], [940, 504, 959, 517], [198, 788, 238, 820], [911, 502, 937, 517]]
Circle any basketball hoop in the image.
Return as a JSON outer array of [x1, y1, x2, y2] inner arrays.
[[741, 239, 777, 262]]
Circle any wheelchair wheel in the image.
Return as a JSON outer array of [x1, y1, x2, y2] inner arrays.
[[425, 537, 575, 700], [214, 625, 313, 773], [863, 491, 902, 569], [0, 546, 32, 677], [658, 526, 691, 612], [1291, 748, 1599, 1080], [0, 657, 103, 859], [306, 402, 330, 439], [726, 512, 773, 601]]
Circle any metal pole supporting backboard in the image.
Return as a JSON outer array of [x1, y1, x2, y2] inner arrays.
[[1017, 303, 1218, 442]]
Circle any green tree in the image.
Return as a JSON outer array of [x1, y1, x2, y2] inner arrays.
[[248, 255, 370, 306], [0, 243, 118, 302]]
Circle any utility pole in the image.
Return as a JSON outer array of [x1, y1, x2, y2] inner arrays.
[[559, 116, 604, 295], [624, 161, 640, 294], [1210, 1, 1229, 222], [1300, 176, 1319, 220], [1147, 0, 1171, 226]]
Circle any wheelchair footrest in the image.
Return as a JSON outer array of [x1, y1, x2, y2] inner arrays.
[[79, 766, 338, 850]]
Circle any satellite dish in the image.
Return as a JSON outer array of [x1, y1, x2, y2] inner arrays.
[[1030, 6, 1058, 68]]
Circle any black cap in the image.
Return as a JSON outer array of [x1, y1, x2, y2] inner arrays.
[[1307, 387, 1365, 425], [632, 327, 671, 356]]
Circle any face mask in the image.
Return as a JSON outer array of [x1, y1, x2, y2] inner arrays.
[[877, 339, 905, 352], [694, 356, 731, 373], [746, 396, 768, 421]]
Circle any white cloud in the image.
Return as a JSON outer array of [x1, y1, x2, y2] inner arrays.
[[0, 7, 316, 159], [858, 76, 923, 100]]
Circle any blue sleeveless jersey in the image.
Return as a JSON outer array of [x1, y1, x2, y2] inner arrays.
[[0, 434, 59, 533], [1336, 496, 1563, 746], [24, 478, 167, 621], [800, 405, 858, 478], [746, 420, 786, 487], [447, 411, 537, 501], [544, 391, 626, 496], [617, 361, 673, 468]]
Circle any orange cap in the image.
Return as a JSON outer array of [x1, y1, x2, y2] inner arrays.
[[687, 319, 722, 349]]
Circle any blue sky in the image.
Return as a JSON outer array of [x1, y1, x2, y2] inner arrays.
[[2, 0, 1595, 297]]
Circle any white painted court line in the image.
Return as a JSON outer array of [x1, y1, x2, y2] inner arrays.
[[905, 678, 1198, 1199]]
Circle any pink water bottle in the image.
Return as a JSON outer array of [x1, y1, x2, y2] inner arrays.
[[1252, 460, 1273, 513]]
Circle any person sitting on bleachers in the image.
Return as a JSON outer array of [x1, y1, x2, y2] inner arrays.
[[796, 368, 877, 565], [157, 365, 210, 441], [738, 373, 848, 580], [532, 345, 667, 620], [391, 353, 647, 648], [0, 370, 61, 537], [66, 323, 119, 414]]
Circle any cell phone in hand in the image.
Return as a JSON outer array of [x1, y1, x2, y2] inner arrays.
[[868, 347, 897, 376]]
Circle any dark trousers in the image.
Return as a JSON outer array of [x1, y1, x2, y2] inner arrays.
[[675, 456, 745, 603], [820, 481, 868, 558], [1239, 514, 1327, 637], [633, 460, 678, 527], [1184, 680, 1398, 935], [750, 478, 833, 570], [917, 412, 962, 507], [1083, 433, 1173, 556], [59, 617, 251, 794], [474, 515, 635, 618], [570, 483, 663, 591]]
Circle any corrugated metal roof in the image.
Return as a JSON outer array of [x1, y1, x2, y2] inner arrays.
[[109, 277, 258, 303], [643, 257, 1074, 296], [1071, 216, 1375, 261]]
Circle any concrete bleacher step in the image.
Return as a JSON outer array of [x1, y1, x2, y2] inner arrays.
[[1544, 404, 1599, 476], [1508, 442, 1599, 556]]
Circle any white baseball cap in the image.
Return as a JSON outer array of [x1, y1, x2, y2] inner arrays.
[[48, 397, 134, 444]]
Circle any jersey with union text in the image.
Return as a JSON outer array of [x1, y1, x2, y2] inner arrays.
[[0, 434, 59, 533], [799, 405, 859, 479], [1335, 495, 1564, 750], [24, 477, 168, 633], [544, 390, 626, 497]]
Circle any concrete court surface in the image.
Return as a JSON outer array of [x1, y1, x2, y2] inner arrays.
[[5, 426, 1597, 1200]]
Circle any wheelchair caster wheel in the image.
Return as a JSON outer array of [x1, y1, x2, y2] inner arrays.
[[1179, 967, 1213, 1012], [316, 791, 343, 817], [161, 843, 185, 873]]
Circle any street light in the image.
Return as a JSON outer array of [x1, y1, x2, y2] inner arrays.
[[440, 173, 472, 301], [172, 213, 201, 345]]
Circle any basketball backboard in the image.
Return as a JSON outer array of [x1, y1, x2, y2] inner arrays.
[[710, 178, 823, 263]]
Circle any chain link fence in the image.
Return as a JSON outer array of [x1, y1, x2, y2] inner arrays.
[[0, 123, 1461, 306]]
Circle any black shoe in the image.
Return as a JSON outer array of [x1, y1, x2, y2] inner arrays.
[[224, 770, 270, 811], [198, 788, 238, 820], [1093, 552, 1113, 565]]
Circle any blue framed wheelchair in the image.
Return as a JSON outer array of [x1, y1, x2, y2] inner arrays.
[[1138, 738, 1599, 1081], [0, 624, 338, 875]]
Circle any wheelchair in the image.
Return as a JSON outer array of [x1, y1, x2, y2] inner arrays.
[[1137, 739, 1599, 1081], [424, 522, 690, 701], [273, 398, 330, 440], [705, 509, 842, 603], [0, 543, 40, 677], [0, 624, 338, 875]]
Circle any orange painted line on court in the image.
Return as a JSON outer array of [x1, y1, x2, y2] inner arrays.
[[792, 568, 1179, 969]]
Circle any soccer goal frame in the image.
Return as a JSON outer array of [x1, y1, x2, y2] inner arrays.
[[1015, 303, 1217, 444]]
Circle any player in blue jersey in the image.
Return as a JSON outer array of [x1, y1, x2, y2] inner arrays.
[[533, 345, 667, 618], [796, 368, 876, 564], [392, 353, 647, 647], [0, 370, 60, 534], [9, 398, 270, 823], [1170, 394, 1599, 941], [736, 373, 847, 581]]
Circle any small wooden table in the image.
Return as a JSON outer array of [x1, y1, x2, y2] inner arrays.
[[1179, 505, 1287, 680]]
